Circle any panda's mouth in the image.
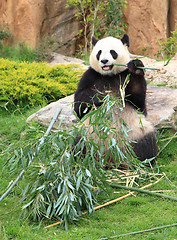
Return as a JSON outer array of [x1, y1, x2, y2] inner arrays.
[[102, 65, 113, 71]]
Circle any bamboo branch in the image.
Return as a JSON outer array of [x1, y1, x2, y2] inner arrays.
[[82, 183, 153, 215], [0, 106, 62, 203], [45, 182, 153, 229], [110, 183, 177, 201], [99, 223, 177, 239], [113, 63, 160, 71]]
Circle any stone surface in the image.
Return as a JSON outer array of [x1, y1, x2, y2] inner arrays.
[[0, 0, 45, 47], [0, 0, 80, 55], [142, 55, 177, 86], [26, 86, 177, 130], [26, 94, 77, 130], [49, 53, 85, 66], [124, 0, 170, 56], [169, 0, 177, 32], [146, 86, 177, 129]]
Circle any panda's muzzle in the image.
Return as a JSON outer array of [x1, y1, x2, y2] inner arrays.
[[102, 65, 113, 71]]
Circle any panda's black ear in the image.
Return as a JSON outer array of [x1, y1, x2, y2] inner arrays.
[[121, 34, 129, 47], [92, 36, 98, 46]]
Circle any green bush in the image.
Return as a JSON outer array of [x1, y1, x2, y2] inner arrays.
[[158, 29, 177, 58], [0, 25, 12, 47], [0, 58, 84, 108]]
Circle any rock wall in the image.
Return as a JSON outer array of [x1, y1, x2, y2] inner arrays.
[[124, 0, 177, 56], [169, 0, 177, 32], [0, 0, 80, 55], [0, 0, 177, 56], [0, 0, 45, 47]]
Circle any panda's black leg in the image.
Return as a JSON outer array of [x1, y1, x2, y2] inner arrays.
[[132, 132, 158, 165]]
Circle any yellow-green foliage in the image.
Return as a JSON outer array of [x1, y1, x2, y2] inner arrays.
[[0, 58, 84, 107]]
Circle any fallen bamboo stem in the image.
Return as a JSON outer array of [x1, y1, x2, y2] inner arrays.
[[110, 183, 177, 201], [45, 182, 153, 229], [45, 221, 61, 229], [99, 223, 177, 239]]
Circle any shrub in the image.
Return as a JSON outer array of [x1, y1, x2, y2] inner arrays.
[[0, 25, 12, 47], [0, 58, 84, 109], [158, 29, 177, 59]]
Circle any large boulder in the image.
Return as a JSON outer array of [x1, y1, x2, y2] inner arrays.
[[26, 86, 177, 130], [26, 94, 77, 130]]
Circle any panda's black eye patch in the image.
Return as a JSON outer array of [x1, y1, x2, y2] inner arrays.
[[110, 50, 118, 59], [96, 50, 102, 60]]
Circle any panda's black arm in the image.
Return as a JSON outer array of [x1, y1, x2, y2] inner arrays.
[[127, 59, 145, 76], [74, 68, 103, 119], [126, 59, 147, 115]]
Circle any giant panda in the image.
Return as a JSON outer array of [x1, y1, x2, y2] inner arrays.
[[74, 34, 158, 167]]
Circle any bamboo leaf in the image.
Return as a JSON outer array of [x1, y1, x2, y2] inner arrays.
[[22, 199, 34, 209], [86, 169, 91, 177], [46, 204, 52, 217], [76, 174, 82, 191]]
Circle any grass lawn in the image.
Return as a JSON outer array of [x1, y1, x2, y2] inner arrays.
[[0, 106, 177, 240]]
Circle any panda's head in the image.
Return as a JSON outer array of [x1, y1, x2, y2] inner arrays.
[[90, 34, 130, 75]]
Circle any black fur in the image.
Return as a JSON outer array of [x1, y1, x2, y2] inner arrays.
[[96, 50, 102, 60], [121, 34, 130, 47], [110, 50, 118, 59], [74, 59, 147, 119], [132, 133, 158, 164], [92, 36, 98, 46]]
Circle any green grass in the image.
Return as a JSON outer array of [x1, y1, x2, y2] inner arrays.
[[0, 43, 41, 62], [0, 106, 177, 239]]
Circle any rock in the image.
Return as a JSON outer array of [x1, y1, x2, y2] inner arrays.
[[26, 86, 177, 130], [49, 53, 85, 66], [0, 0, 80, 55], [124, 0, 174, 57], [26, 94, 77, 130], [142, 55, 177, 86], [169, 0, 177, 32], [0, 0, 46, 47], [146, 86, 177, 129]]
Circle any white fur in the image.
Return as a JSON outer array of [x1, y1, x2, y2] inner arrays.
[[90, 37, 130, 75], [84, 103, 154, 143], [116, 104, 154, 140]]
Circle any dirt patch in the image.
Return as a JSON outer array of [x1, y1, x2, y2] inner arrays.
[[139, 54, 177, 87]]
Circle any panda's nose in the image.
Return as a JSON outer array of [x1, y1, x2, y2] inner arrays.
[[101, 59, 108, 64]]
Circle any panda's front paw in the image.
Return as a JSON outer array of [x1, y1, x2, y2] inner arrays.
[[127, 59, 144, 75]]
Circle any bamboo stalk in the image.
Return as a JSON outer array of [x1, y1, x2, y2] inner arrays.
[[0, 106, 62, 203], [45, 221, 61, 229], [110, 183, 177, 201], [113, 63, 160, 71], [99, 223, 177, 239]]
